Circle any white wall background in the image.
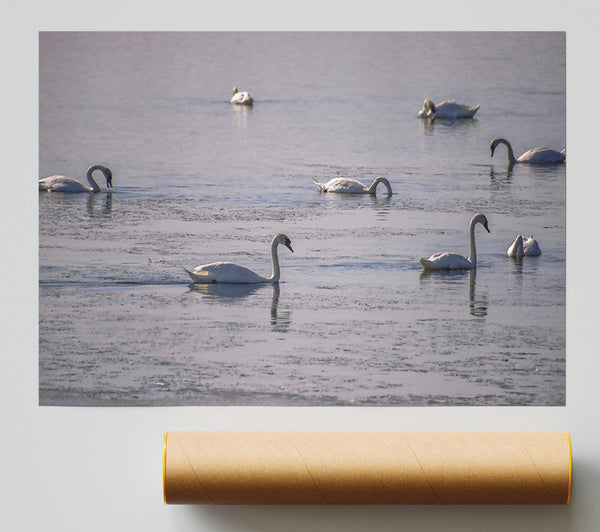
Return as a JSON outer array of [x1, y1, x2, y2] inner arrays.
[[2, 1, 599, 530]]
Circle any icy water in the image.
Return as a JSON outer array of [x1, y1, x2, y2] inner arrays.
[[39, 32, 566, 406]]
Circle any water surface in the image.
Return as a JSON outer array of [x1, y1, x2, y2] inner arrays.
[[39, 32, 565, 405]]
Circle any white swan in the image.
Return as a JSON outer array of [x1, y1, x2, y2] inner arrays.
[[507, 235, 542, 258], [39, 165, 113, 193], [312, 176, 392, 196], [230, 87, 254, 105], [419, 213, 490, 270], [490, 138, 565, 165], [418, 98, 480, 119], [184, 233, 293, 284]]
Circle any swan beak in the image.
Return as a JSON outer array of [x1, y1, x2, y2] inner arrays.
[[484, 222, 490, 233], [490, 147, 495, 157], [285, 240, 294, 253]]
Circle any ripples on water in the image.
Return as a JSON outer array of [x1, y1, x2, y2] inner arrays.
[[39, 32, 565, 406]]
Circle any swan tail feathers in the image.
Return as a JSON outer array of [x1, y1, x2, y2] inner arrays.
[[183, 268, 197, 282]]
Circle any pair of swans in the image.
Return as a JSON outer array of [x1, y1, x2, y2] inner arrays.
[[490, 138, 565, 165], [185, 233, 293, 284], [191, 213, 489, 283], [39, 165, 113, 193], [230, 86, 254, 106], [419, 214, 542, 269], [507, 235, 542, 258], [418, 98, 480, 120], [312, 176, 392, 196], [420, 213, 490, 270]]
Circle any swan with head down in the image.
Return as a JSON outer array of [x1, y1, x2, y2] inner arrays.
[[184, 233, 293, 284], [39, 165, 113, 193], [507, 235, 542, 258], [230, 87, 254, 105], [312, 176, 392, 196], [418, 98, 480, 119], [490, 138, 565, 165], [419, 213, 490, 270]]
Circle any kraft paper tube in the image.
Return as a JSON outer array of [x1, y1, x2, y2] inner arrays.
[[163, 431, 572, 505]]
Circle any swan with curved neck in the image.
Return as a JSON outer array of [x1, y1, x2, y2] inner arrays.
[[39, 165, 113, 193], [419, 213, 490, 270], [184, 233, 293, 284], [507, 235, 541, 258], [418, 97, 480, 119], [490, 138, 565, 165], [230, 87, 254, 105], [312, 176, 393, 196]]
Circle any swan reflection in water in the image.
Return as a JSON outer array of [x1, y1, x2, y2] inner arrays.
[[86, 191, 113, 217], [188, 283, 291, 332], [489, 165, 513, 182], [270, 283, 291, 332], [420, 269, 488, 318]]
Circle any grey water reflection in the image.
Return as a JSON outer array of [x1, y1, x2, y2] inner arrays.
[[366, 194, 393, 208], [86, 192, 113, 217], [420, 116, 480, 135], [419, 269, 488, 318], [231, 103, 253, 130], [270, 283, 291, 332], [187, 282, 262, 299], [468, 270, 488, 319], [489, 166, 514, 182], [187, 282, 291, 332]]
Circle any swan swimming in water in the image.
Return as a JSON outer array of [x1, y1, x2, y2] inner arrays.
[[490, 138, 565, 165], [507, 235, 542, 258], [419, 213, 490, 270], [38, 165, 113, 193], [418, 98, 480, 119], [230, 87, 254, 105], [312, 176, 392, 196], [184, 233, 293, 284]]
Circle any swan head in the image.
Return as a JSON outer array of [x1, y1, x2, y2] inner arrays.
[[472, 213, 490, 233], [418, 98, 436, 118], [233, 87, 238, 95], [423, 98, 436, 113], [274, 233, 294, 253], [490, 139, 499, 157], [104, 167, 113, 188], [489, 138, 507, 158]]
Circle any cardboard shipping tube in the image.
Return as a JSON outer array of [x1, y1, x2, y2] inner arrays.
[[163, 431, 572, 505]]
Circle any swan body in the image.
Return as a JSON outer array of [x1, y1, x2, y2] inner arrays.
[[419, 213, 490, 270], [39, 165, 113, 193], [231, 86, 254, 105], [184, 233, 293, 284], [418, 98, 480, 119], [507, 235, 542, 258], [312, 176, 392, 196], [490, 138, 565, 165]]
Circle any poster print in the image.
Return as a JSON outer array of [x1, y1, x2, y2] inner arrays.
[[39, 32, 565, 406]]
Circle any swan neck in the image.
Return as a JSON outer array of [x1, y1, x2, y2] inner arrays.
[[86, 166, 103, 192], [468, 218, 477, 266], [501, 139, 517, 165], [368, 178, 391, 195], [269, 239, 281, 283]]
